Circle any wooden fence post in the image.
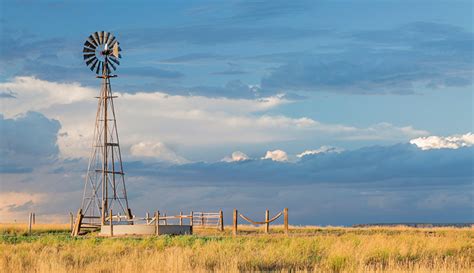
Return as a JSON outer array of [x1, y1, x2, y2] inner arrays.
[[72, 209, 83, 237], [179, 211, 183, 225], [146, 212, 149, 224], [265, 209, 269, 234], [219, 210, 224, 231], [284, 208, 289, 236], [101, 200, 106, 225], [32, 213, 36, 225], [28, 212, 32, 235], [69, 212, 74, 232], [190, 211, 193, 226], [155, 211, 160, 236], [110, 209, 113, 237], [233, 209, 238, 236]]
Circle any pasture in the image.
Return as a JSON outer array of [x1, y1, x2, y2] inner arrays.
[[0, 223, 472, 272]]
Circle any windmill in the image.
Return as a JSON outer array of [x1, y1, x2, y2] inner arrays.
[[72, 31, 131, 235]]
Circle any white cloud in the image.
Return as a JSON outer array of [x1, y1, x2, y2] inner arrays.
[[0, 77, 430, 161], [130, 141, 189, 164], [0, 76, 95, 117], [222, 151, 250, 162], [262, 149, 288, 162], [410, 132, 474, 150], [297, 145, 344, 158]]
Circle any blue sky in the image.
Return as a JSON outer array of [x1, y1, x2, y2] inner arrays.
[[0, 0, 472, 225]]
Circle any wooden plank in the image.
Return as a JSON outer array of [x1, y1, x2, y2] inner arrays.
[[265, 209, 269, 234], [155, 211, 160, 236], [284, 208, 289, 236], [28, 212, 32, 235], [219, 210, 224, 231], [69, 212, 74, 232], [72, 209, 83, 237], [110, 209, 113, 237], [233, 209, 238, 236]]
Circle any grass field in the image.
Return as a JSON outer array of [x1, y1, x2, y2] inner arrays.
[[0, 223, 472, 272]]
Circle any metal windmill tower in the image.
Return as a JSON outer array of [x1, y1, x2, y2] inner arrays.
[[73, 31, 132, 235]]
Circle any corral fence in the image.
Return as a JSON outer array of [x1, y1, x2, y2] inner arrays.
[[143, 210, 224, 231], [233, 208, 288, 236]]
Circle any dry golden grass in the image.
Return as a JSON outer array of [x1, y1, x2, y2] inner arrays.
[[0, 223, 472, 272]]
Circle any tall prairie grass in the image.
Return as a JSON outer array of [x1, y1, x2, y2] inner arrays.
[[0, 224, 472, 272]]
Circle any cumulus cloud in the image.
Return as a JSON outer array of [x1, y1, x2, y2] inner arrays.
[[262, 149, 288, 162], [297, 146, 343, 158], [0, 77, 429, 161], [0, 112, 61, 173], [130, 141, 188, 164], [0, 76, 95, 117], [410, 133, 474, 150], [222, 151, 250, 162]]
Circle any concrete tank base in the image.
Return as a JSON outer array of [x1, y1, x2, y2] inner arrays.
[[100, 224, 192, 236]]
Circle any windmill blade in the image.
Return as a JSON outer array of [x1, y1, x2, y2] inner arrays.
[[83, 47, 95, 53], [88, 35, 98, 47], [96, 62, 102, 74], [83, 53, 95, 60], [106, 63, 112, 73], [90, 59, 99, 71], [109, 57, 120, 66], [108, 36, 116, 47], [86, 56, 97, 66], [93, 32, 100, 45], [108, 61, 117, 71], [104, 32, 110, 45], [84, 40, 96, 50], [86, 34, 97, 48], [99, 31, 105, 44]]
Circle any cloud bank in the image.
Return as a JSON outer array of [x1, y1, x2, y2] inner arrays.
[[0, 77, 429, 161]]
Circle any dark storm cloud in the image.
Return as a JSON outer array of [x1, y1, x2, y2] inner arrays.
[[121, 66, 183, 79], [118, 144, 473, 225], [0, 112, 61, 173], [0, 31, 65, 63], [160, 53, 228, 64], [261, 22, 474, 95], [122, 25, 325, 46], [124, 144, 473, 188], [230, 0, 310, 22]]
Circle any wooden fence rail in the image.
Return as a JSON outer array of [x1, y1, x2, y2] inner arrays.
[[143, 210, 224, 231], [233, 208, 288, 236], [70, 208, 287, 236]]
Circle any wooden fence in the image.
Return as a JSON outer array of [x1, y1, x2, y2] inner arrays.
[[233, 208, 288, 236], [70, 208, 288, 236], [143, 210, 224, 231]]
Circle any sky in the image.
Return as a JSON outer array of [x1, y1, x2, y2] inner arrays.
[[0, 0, 473, 225]]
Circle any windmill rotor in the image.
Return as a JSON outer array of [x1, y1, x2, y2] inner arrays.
[[83, 31, 122, 75]]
